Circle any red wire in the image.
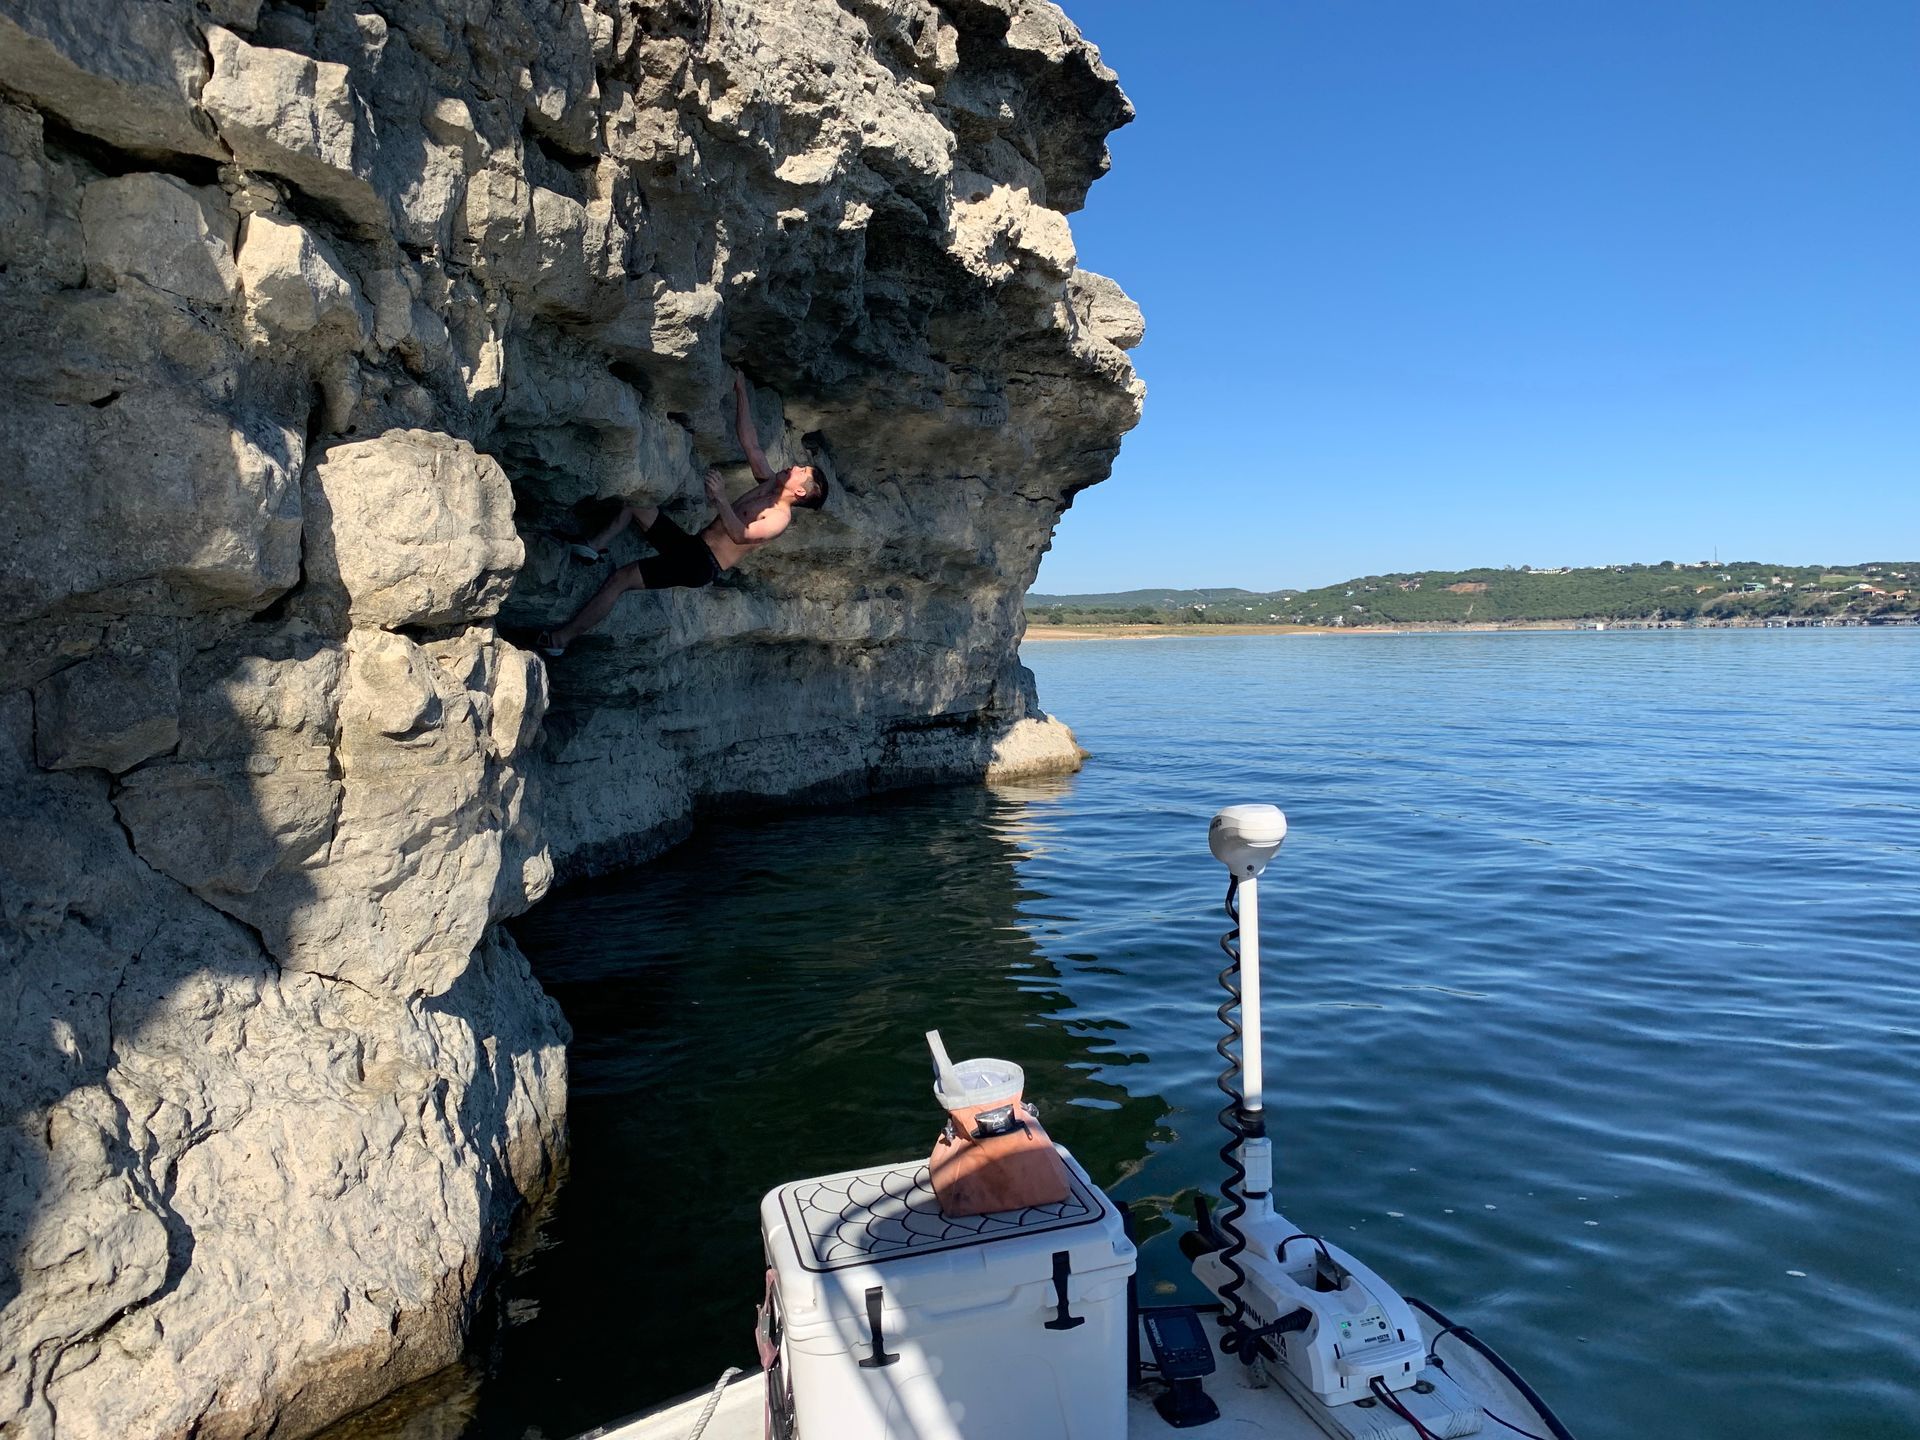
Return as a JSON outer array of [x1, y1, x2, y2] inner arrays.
[[1368, 1376, 1442, 1440]]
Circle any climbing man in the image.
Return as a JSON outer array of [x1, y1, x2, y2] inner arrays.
[[536, 368, 828, 656]]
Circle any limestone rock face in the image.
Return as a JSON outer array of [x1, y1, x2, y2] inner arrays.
[[31, 649, 181, 773], [0, 0, 225, 163], [0, 1, 1140, 1437], [235, 212, 367, 344], [201, 25, 385, 231], [81, 173, 239, 304], [305, 431, 523, 630]]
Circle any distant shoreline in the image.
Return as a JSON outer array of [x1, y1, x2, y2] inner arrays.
[[1027, 561, 1918, 631], [1021, 619, 1910, 641], [1027, 623, 1347, 640], [1029, 622, 1582, 641], [1023, 621, 1564, 640]]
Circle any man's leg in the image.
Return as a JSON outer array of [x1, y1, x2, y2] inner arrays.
[[550, 561, 648, 647], [581, 503, 659, 554]]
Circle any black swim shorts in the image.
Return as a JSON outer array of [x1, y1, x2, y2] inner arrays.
[[639, 512, 721, 590]]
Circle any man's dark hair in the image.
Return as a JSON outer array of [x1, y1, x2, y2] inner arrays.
[[794, 465, 828, 510]]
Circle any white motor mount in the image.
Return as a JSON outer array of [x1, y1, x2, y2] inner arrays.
[[1197, 804, 1481, 1437], [1193, 1204, 1428, 1405]]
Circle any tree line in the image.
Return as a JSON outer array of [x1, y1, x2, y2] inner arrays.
[[1028, 561, 1920, 626]]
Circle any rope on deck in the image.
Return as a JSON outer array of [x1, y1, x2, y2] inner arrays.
[[681, 1367, 744, 1440]]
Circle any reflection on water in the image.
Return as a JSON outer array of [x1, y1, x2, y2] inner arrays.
[[346, 629, 1920, 1440], [356, 784, 1174, 1440]]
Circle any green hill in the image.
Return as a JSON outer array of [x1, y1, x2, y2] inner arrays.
[[1030, 561, 1920, 626]]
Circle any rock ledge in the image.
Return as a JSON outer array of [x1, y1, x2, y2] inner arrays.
[[0, 2, 1140, 1436]]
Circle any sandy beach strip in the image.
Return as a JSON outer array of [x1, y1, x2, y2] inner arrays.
[[1023, 622, 1345, 640]]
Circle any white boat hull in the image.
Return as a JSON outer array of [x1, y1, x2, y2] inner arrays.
[[593, 1303, 1568, 1440]]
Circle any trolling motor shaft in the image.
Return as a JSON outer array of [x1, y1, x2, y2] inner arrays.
[[1206, 805, 1287, 1356], [1196, 804, 1435, 1414], [1209, 804, 1287, 1176]]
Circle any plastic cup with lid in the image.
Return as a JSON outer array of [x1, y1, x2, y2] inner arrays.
[[936, 1057, 1024, 1113], [926, 1030, 1025, 1112]]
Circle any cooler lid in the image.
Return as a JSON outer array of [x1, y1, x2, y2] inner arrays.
[[774, 1151, 1110, 1273]]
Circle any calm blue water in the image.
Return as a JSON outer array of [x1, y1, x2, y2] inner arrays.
[[1013, 631, 1920, 1439], [352, 630, 1920, 1440]]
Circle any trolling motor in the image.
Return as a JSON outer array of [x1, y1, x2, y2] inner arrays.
[[1191, 805, 1480, 1436], [1199, 805, 1290, 1352]]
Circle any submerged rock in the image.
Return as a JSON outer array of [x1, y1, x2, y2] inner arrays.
[[0, 0, 1141, 1436]]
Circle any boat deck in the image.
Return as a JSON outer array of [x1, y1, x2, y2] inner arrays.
[[587, 1309, 1563, 1440]]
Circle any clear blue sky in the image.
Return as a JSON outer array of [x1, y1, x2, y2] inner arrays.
[[1041, 1, 1920, 593]]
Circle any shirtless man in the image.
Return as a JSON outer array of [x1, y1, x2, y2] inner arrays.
[[537, 369, 827, 655]]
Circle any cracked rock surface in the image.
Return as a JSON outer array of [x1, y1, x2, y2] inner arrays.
[[0, 0, 1140, 1435]]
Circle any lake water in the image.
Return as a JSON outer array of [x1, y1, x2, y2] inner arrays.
[[351, 630, 1920, 1440]]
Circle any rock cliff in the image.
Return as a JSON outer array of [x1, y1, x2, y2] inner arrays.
[[0, 0, 1141, 1435]]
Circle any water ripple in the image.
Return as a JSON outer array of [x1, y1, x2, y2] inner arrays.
[[408, 631, 1920, 1440], [1017, 631, 1920, 1440]]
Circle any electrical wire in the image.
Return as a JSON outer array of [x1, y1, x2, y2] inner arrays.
[[1368, 1377, 1442, 1440], [1404, 1295, 1577, 1440], [1275, 1232, 1333, 1265], [1481, 1408, 1554, 1440], [1212, 877, 1258, 1361]]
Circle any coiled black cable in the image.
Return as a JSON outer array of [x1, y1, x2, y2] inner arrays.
[[1213, 876, 1259, 1361]]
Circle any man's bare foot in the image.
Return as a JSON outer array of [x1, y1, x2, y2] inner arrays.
[[534, 630, 567, 658]]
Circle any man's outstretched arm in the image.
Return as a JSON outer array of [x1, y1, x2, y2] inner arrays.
[[731, 368, 775, 481]]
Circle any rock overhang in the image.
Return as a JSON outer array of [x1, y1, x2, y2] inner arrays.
[[0, 3, 1141, 1437]]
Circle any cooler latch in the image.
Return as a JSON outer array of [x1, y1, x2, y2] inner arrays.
[[1043, 1250, 1084, 1331], [858, 1286, 899, 1368]]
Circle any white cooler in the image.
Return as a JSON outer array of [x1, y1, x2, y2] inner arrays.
[[760, 1145, 1136, 1439]]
